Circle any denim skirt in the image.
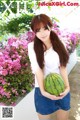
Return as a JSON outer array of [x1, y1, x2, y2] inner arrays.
[[34, 87, 70, 115]]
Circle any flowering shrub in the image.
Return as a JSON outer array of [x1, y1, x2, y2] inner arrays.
[[66, 33, 80, 53], [52, 21, 61, 35], [19, 31, 35, 42], [59, 29, 80, 54], [0, 36, 34, 106], [51, 22, 80, 54]]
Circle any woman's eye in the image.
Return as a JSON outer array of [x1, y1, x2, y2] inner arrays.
[[44, 26, 48, 30], [35, 29, 40, 33], [35, 26, 48, 33]]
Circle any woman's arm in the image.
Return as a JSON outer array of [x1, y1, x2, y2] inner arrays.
[[35, 68, 44, 93], [59, 66, 70, 97]]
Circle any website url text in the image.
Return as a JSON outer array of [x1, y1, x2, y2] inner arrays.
[[38, 1, 80, 6]]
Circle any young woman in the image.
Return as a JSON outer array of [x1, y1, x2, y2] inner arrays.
[[28, 14, 70, 120]]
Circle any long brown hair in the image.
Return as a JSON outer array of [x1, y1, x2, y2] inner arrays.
[[31, 14, 69, 69]]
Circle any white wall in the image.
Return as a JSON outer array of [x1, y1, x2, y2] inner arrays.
[[67, 49, 77, 74], [0, 89, 39, 120]]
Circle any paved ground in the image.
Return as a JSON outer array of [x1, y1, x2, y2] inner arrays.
[[51, 60, 80, 120], [69, 60, 80, 120]]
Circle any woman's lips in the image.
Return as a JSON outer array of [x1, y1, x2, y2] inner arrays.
[[41, 36, 47, 39]]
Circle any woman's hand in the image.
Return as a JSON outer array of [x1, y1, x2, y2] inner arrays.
[[42, 91, 64, 100], [41, 86, 70, 100], [59, 86, 70, 98]]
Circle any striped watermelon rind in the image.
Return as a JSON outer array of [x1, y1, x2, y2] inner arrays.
[[44, 73, 65, 96]]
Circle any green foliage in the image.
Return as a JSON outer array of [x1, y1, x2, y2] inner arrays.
[[0, 69, 34, 105], [1, 13, 34, 35], [76, 44, 80, 57]]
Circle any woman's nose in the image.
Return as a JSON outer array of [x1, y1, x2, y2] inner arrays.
[[40, 29, 45, 34]]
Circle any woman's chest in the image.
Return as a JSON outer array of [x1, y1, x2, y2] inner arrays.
[[44, 49, 60, 67]]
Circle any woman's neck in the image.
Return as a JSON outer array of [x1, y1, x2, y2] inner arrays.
[[44, 39, 52, 50]]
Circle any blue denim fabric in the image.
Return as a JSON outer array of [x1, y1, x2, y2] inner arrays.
[[34, 88, 70, 115]]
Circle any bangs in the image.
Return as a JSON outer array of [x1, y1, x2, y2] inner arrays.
[[31, 14, 53, 33], [33, 20, 48, 33]]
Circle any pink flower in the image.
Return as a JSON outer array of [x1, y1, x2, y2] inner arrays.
[[0, 103, 6, 106], [26, 31, 35, 42], [15, 91, 19, 96], [22, 89, 26, 93], [1, 69, 8, 76], [20, 40, 28, 48], [9, 70, 14, 75], [12, 59, 21, 71], [1, 80, 6, 85], [0, 88, 5, 95], [6, 92, 11, 98], [11, 102, 16, 106], [0, 53, 5, 63], [11, 88, 16, 93], [19, 31, 35, 43], [11, 39, 21, 48], [8, 37, 18, 45]]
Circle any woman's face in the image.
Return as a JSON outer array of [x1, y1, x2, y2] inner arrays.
[[35, 23, 51, 43]]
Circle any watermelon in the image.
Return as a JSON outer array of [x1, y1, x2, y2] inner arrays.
[[44, 73, 65, 96]]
